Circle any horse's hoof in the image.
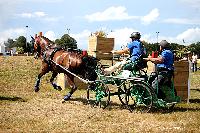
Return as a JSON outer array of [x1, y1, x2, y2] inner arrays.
[[57, 86, 62, 91], [64, 93, 72, 101], [61, 99, 66, 103], [34, 87, 40, 92]]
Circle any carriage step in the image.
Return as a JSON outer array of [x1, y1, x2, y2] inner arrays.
[[166, 102, 178, 106], [101, 65, 110, 68], [104, 75, 145, 81]]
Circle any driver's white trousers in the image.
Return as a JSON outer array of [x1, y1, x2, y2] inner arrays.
[[104, 59, 127, 75]]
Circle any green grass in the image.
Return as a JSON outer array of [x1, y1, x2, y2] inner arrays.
[[0, 56, 200, 133], [190, 70, 200, 100]]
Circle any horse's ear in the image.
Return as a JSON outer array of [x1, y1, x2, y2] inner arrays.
[[39, 32, 42, 37], [30, 35, 35, 41]]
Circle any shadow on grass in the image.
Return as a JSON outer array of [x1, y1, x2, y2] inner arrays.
[[69, 97, 88, 105], [172, 106, 200, 112], [68, 97, 200, 113], [69, 97, 127, 110], [189, 99, 200, 103], [149, 106, 200, 114], [0, 95, 27, 102], [191, 89, 200, 92]]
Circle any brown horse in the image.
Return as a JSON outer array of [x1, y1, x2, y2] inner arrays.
[[33, 34, 98, 102]]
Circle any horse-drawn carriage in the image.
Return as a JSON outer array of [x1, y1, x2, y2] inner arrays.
[[33, 34, 180, 113], [86, 55, 181, 112]]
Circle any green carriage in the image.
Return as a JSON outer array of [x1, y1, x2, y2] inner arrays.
[[87, 57, 181, 112]]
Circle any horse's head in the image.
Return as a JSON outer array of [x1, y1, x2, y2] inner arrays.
[[33, 35, 50, 59], [83, 56, 98, 81]]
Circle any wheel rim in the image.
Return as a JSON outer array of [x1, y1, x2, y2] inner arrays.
[[118, 80, 135, 106], [118, 81, 127, 105], [91, 80, 110, 109], [129, 81, 153, 113]]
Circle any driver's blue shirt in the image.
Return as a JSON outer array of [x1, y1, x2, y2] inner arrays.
[[157, 49, 174, 70], [127, 40, 143, 62]]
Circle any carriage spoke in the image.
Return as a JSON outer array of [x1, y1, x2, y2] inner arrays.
[[87, 80, 110, 109], [126, 81, 153, 113]]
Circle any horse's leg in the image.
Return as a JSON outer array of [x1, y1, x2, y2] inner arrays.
[[62, 74, 77, 102], [50, 72, 62, 91], [34, 72, 48, 92], [34, 62, 49, 92]]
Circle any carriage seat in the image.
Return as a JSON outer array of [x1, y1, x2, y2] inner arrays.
[[122, 57, 147, 72]]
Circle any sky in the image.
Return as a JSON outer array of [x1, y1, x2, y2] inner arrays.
[[0, 0, 200, 50]]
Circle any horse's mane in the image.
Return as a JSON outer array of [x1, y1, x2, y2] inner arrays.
[[41, 36, 55, 44]]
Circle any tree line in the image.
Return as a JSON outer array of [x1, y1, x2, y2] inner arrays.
[[4, 33, 200, 58]]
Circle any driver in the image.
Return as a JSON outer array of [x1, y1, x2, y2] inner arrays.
[[144, 40, 174, 98], [104, 32, 145, 75]]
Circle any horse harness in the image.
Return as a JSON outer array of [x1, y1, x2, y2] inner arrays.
[[42, 47, 62, 67], [43, 47, 87, 75]]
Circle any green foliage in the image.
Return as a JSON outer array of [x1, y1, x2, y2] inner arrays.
[[170, 43, 186, 51], [142, 41, 159, 55], [170, 43, 186, 59], [187, 42, 200, 55], [55, 34, 77, 50], [4, 38, 15, 48], [94, 30, 107, 37], [14, 36, 26, 48], [16, 47, 24, 54], [11, 36, 32, 53]]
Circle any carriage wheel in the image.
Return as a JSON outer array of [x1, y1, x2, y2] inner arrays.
[[128, 80, 153, 113], [88, 80, 110, 109], [118, 80, 136, 107], [95, 80, 110, 109]]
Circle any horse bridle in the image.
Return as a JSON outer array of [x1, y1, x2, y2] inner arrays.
[[34, 36, 53, 59], [34, 38, 42, 59]]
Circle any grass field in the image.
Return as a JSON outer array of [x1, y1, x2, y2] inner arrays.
[[0, 56, 200, 133]]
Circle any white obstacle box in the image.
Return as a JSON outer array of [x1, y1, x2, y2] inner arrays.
[[0, 45, 6, 55], [174, 61, 190, 102], [88, 36, 114, 59], [56, 73, 88, 90], [57, 73, 66, 90]]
